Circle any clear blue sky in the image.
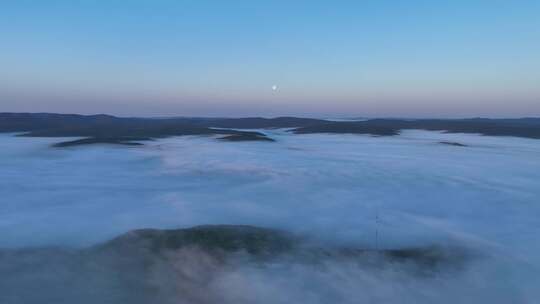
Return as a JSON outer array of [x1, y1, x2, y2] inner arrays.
[[1, 0, 539, 117]]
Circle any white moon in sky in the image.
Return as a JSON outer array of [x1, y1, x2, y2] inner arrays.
[[272, 85, 278, 92]]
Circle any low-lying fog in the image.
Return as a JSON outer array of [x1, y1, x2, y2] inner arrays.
[[1, 130, 539, 303]]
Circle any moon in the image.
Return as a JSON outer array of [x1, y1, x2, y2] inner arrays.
[[272, 85, 278, 92]]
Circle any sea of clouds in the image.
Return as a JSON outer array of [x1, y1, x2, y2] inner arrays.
[[1, 130, 539, 303]]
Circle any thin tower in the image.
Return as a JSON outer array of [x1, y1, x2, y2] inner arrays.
[[375, 206, 379, 251]]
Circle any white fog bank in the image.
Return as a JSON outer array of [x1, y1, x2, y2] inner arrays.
[[1, 130, 540, 302]]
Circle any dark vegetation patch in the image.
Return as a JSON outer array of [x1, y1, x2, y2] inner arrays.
[[52, 137, 150, 147], [439, 141, 468, 147], [218, 133, 275, 142], [101, 225, 296, 257]]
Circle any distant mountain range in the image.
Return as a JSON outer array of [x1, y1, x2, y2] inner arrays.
[[1, 113, 539, 147], [293, 117, 540, 138]]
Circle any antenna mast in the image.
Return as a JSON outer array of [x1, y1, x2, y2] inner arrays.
[[375, 203, 380, 251], [375, 209, 379, 250]]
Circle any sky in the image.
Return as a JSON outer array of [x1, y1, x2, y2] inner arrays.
[[1, 0, 539, 118]]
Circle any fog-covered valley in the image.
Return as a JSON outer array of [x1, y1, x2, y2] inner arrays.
[[1, 130, 539, 303]]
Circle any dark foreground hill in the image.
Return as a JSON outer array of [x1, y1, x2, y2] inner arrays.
[[0, 225, 474, 304], [100, 225, 470, 267], [0, 225, 474, 303]]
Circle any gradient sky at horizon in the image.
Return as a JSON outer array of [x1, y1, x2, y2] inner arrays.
[[1, 0, 539, 118]]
